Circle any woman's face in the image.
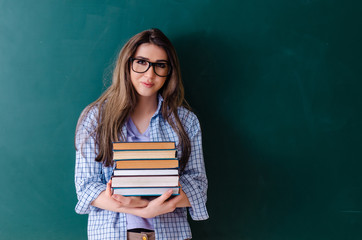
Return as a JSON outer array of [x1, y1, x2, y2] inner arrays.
[[130, 43, 169, 99]]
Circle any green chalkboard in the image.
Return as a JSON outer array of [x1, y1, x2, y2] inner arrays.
[[1, 0, 361, 239]]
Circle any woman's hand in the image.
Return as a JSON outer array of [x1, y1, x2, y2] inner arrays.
[[91, 180, 149, 211], [141, 189, 179, 218], [108, 180, 149, 208], [122, 189, 185, 218]]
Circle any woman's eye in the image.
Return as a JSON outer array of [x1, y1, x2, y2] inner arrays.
[[136, 60, 147, 65], [156, 63, 166, 68]]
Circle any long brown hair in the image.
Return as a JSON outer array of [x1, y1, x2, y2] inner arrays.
[[75, 28, 191, 172]]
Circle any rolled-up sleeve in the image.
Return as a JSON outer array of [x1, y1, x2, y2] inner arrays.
[[179, 114, 209, 220], [74, 109, 106, 214]]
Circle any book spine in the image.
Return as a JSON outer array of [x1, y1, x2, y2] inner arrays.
[[113, 187, 180, 196], [113, 169, 179, 176], [113, 158, 178, 161], [113, 150, 177, 160], [113, 148, 177, 152], [115, 159, 179, 169], [111, 176, 179, 188], [112, 141, 176, 150]]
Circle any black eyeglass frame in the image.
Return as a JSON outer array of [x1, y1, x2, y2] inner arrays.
[[129, 57, 172, 77]]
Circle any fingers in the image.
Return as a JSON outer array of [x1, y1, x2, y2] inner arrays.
[[106, 180, 113, 197], [112, 194, 149, 208], [167, 194, 182, 205], [112, 194, 130, 204], [134, 197, 149, 208], [154, 189, 173, 204], [106, 179, 149, 208], [124, 197, 149, 208]]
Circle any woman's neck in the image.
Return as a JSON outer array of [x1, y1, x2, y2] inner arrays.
[[130, 94, 158, 134], [133, 94, 158, 116]]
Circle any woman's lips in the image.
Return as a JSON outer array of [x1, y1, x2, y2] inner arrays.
[[141, 82, 154, 88]]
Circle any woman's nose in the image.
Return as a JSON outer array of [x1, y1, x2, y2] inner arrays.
[[143, 65, 156, 78]]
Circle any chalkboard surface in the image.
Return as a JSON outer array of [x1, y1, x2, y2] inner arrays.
[[1, 0, 361, 239]]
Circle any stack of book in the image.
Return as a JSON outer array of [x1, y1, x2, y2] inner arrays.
[[111, 141, 180, 196]]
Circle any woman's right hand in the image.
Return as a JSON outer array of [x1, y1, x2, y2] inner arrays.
[[91, 180, 149, 212], [107, 180, 149, 208]]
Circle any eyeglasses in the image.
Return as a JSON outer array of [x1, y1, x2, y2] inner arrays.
[[130, 57, 172, 77]]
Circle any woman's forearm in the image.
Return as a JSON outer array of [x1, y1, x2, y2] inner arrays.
[[91, 181, 190, 217]]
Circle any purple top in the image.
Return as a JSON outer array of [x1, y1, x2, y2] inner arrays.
[[125, 117, 154, 230]]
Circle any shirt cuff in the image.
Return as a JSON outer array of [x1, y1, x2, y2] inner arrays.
[[180, 177, 209, 220], [75, 182, 107, 214]]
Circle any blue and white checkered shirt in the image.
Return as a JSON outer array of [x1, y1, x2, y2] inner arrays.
[[75, 95, 209, 239]]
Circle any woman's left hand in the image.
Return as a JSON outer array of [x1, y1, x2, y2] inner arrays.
[[136, 189, 181, 218], [120, 188, 191, 218]]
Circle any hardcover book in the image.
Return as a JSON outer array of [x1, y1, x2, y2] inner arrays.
[[113, 186, 180, 196], [113, 149, 177, 160], [115, 159, 179, 169], [111, 175, 179, 188], [113, 141, 176, 150], [113, 168, 179, 176]]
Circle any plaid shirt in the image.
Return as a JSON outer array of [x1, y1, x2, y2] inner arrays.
[[75, 96, 209, 239]]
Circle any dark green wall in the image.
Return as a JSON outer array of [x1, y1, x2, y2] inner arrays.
[[1, 0, 361, 239]]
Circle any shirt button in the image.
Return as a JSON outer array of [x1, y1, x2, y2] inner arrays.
[[142, 236, 147, 240]]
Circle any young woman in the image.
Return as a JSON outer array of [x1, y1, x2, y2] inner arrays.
[[75, 28, 208, 240]]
